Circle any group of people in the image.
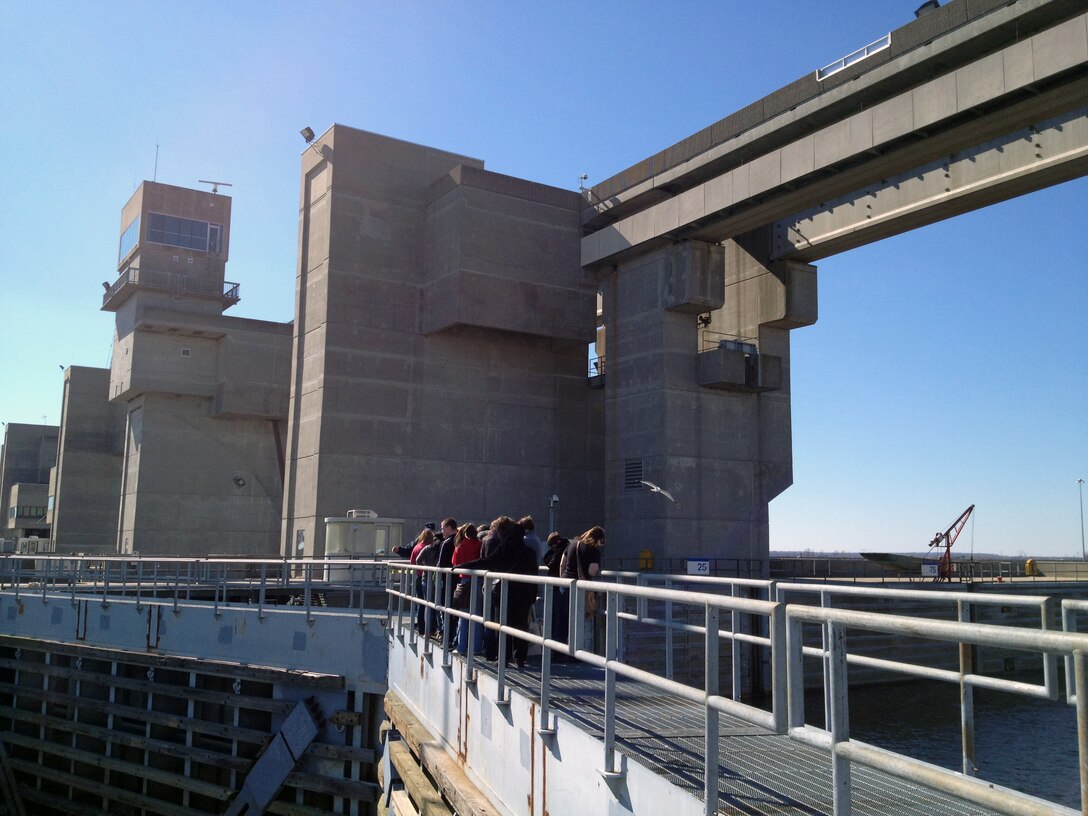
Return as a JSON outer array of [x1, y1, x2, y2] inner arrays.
[[395, 515, 605, 668]]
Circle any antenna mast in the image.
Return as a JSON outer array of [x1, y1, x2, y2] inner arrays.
[[197, 180, 233, 194]]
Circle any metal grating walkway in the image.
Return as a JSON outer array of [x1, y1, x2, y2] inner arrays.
[[485, 659, 1010, 816]]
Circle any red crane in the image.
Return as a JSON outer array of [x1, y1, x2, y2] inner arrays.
[[929, 505, 975, 582]]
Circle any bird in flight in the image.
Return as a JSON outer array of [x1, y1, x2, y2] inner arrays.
[[639, 480, 675, 502]]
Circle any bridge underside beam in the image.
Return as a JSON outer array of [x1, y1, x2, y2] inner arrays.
[[773, 105, 1088, 262], [580, 10, 1088, 269]]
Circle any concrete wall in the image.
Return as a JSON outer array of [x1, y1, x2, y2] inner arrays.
[[0, 423, 58, 535], [282, 126, 601, 557], [117, 393, 286, 555], [599, 237, 815, 566], [115, 181, 232, 316], [5, 483, 48, 535], [104, 182, 292, 556], [50, 366, 125, 554], [111, 310, 292, 556]]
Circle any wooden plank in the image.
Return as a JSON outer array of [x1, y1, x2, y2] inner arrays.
[[389, 788, 420, 816], [387, 740, 453, 816], [6, 758, 200, 816], [20, 786, 107, 816], [304, 740, 377, 764], [0, 658, 297, 715], [0, 705, 251, 772], [0, 634, 345, 689], [2, 731, 233, 801], [0, 682, 271, 745], [384, 691, 502, 816], [284, 769, 380, 802], [266, 800, 349, 816]]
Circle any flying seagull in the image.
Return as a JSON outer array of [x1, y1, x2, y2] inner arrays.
[[639, 480, 675, 502]]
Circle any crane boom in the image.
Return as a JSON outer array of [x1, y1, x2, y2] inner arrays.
[[931, 504, 975, 582]]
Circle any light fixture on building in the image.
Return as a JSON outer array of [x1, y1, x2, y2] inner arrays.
[[233, 476, 246, 487], [915, 0, 940, 17], [300, 126, 325, 159]]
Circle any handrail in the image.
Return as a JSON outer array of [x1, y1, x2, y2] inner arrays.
[[816, 33, 891, 80], [390, 563, 1083, 814], [785, 604, 1087, 816], [102, 267, 241, 305], [386, 561, 786, 809], [4, 554, 1082, 813]]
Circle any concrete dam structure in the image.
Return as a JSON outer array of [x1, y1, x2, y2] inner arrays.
[[3, 0, 1087, 814]]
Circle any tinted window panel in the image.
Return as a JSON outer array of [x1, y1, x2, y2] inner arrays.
[[145, 212, 220, 253], [118, 216, 140, 262]]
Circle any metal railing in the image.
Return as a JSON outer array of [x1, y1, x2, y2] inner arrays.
[[389, 564, 1087, 815], [697, 329, 757, 354], [4, 555, 1084, 813], [786, 604, 1086, 816], [102, 267, 241, 306], [0, 553, 390, 625], [386, 562, 786, 811], [816, 33, 892, 80]]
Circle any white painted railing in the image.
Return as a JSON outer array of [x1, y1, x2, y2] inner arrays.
[[390, 564, 1087, 816]]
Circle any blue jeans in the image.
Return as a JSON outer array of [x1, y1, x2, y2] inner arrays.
[[456, 578, 483, 654]]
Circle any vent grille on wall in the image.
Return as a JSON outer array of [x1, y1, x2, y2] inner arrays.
[[623, 458, 644, 490]]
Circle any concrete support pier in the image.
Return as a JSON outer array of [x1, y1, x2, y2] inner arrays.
[[601, 235, 816, 566]]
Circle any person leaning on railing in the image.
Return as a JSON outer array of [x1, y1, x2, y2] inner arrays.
[[457, 516, 538, 667], [451, 523, 483, 655], [558, 527, 605, 652]]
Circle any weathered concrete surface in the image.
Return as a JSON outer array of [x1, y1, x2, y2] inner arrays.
[[105, 182, 291, 556], [0, 424, 57, 540], [50, 366, 125, 554], [281, 125, 601, 558], [581, 4, 1088, 268]]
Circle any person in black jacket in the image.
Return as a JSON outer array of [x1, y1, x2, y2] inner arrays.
[[458, 515, 538, 666]]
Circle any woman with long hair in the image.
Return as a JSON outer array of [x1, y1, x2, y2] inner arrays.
[[410, 528, 436, 634], [451, 523, 483, 654], [557, 526, 605, 651]]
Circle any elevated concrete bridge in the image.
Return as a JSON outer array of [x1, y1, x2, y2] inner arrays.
[[585, 0, 1088, 565]]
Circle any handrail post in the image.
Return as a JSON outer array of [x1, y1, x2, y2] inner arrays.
[[1074, 650, 1087, 813], [496, 578, 510, 705], [539, 583, 555, 735], [135, 560, 143, 611], [258, 564, 267, 620], [440, 570, 452, 667], [731, 583, 742, 700], [665, 576, 674, 680], [958, 600, 976, 776], [304, 562, 313, 624], [601, 589, 621, 778], [787, 612, 806, 731], [828, 622, 852, 816], [821, 590, 832, 729], [1041, 597, 1059, 701], [770, 602, 787, 735], [465, 573, 479, 681], [704, 602, 720, 814]]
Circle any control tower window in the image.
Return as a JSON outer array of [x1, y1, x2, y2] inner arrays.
[[118, 216, 140, 263], [146, 212, 222, 254]]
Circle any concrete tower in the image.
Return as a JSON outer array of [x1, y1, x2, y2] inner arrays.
[[100, 182, 291, 555]]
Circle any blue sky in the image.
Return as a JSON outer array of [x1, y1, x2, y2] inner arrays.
[[1, 1, 1084, 557]]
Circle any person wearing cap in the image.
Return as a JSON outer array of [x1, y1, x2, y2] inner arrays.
[[394, 522, 435, 558]]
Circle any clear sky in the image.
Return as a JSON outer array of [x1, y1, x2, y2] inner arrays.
[[1, 1, 1084, 557]]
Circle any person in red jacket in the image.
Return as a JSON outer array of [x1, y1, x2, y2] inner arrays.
[[452, 524, 483, 654]]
